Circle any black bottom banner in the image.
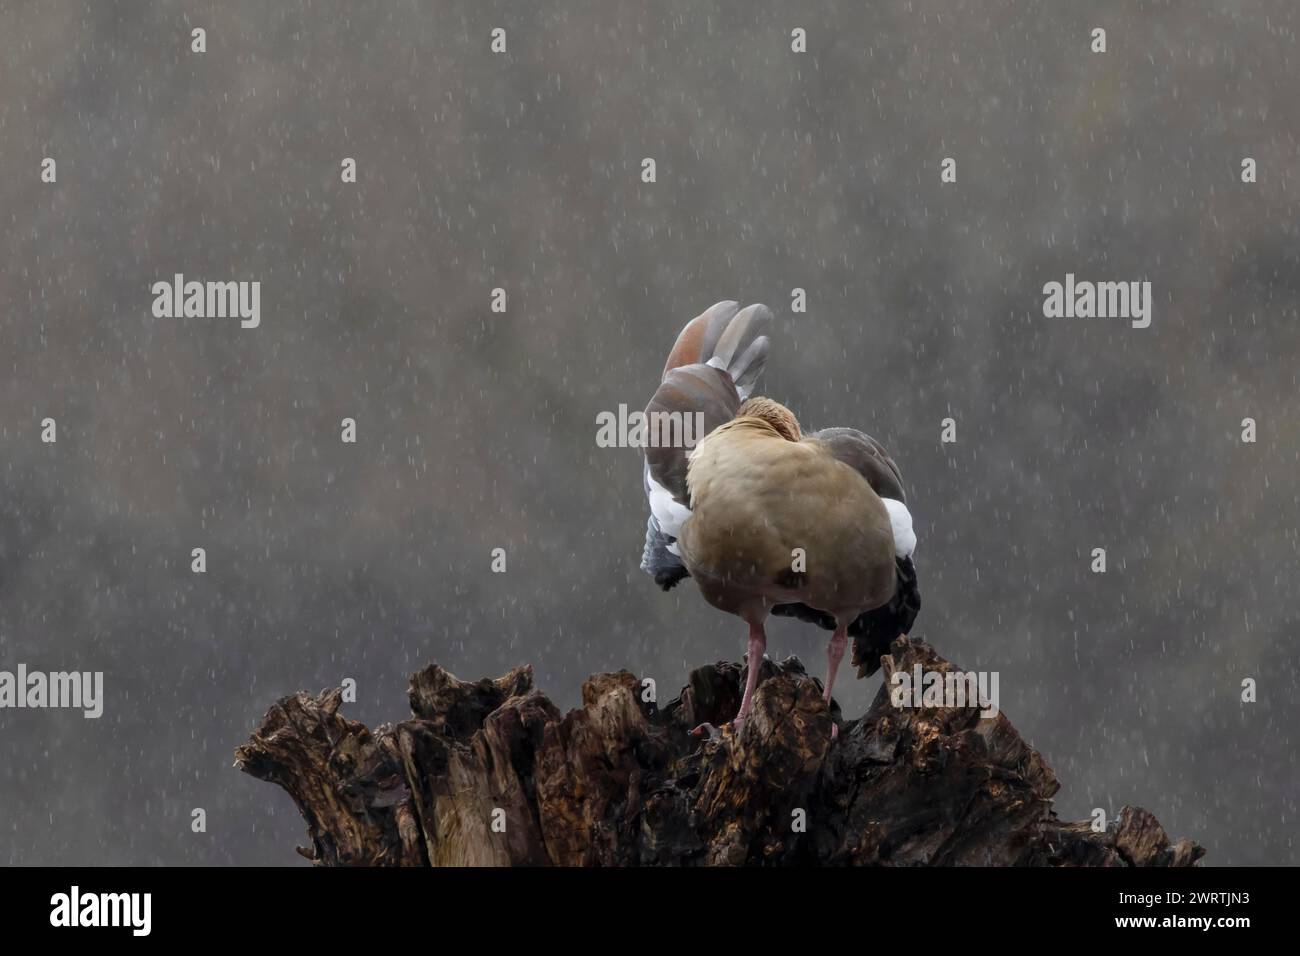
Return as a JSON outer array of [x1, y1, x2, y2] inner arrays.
[[0, 865, 1280, 941]]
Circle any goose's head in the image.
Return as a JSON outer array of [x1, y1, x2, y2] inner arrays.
[[736, 396, 802, 442]]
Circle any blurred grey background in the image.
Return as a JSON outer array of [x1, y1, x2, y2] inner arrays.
[[1, 0, 1296, 866]]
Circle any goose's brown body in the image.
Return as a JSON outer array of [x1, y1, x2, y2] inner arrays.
[[678, 417, 896, 625]]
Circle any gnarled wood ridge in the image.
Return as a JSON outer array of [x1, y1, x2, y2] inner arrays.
[[235, 637, 1203, 867]]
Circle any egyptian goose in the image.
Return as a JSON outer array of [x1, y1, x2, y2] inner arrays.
[[640, 301, 920, 739]]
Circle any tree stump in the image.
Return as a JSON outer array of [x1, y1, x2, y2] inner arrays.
[[235, 636, 1204, 867]]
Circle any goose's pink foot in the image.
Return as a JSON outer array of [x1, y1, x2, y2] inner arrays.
[[689, 716, 745, 739]]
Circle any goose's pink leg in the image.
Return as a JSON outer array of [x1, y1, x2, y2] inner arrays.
[[691, 620, 766, 738], [823, 623, 848, 740]]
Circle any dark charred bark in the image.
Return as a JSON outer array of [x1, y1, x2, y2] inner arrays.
[[235, 636, 1204, 867]]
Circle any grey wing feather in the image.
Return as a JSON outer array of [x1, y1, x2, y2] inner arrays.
[[811, 426, 906, 501], [691, 301, 742, 368], [729, 334, 771, 399], [640, 511, 689, 590], [708, 304, 773, 390]]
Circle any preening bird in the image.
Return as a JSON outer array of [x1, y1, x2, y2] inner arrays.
[[640, 301, 921, 739]]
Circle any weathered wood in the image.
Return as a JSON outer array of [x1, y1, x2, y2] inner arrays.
[[236, 636, 1204, 867], [233, 687, 424, 866]]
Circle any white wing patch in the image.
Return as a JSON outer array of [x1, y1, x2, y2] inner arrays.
[[881, 498, 917, 558], [647, 473, 692, 540]]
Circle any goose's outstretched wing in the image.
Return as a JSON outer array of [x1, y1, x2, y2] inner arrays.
[[640, 302, 773, 589]]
